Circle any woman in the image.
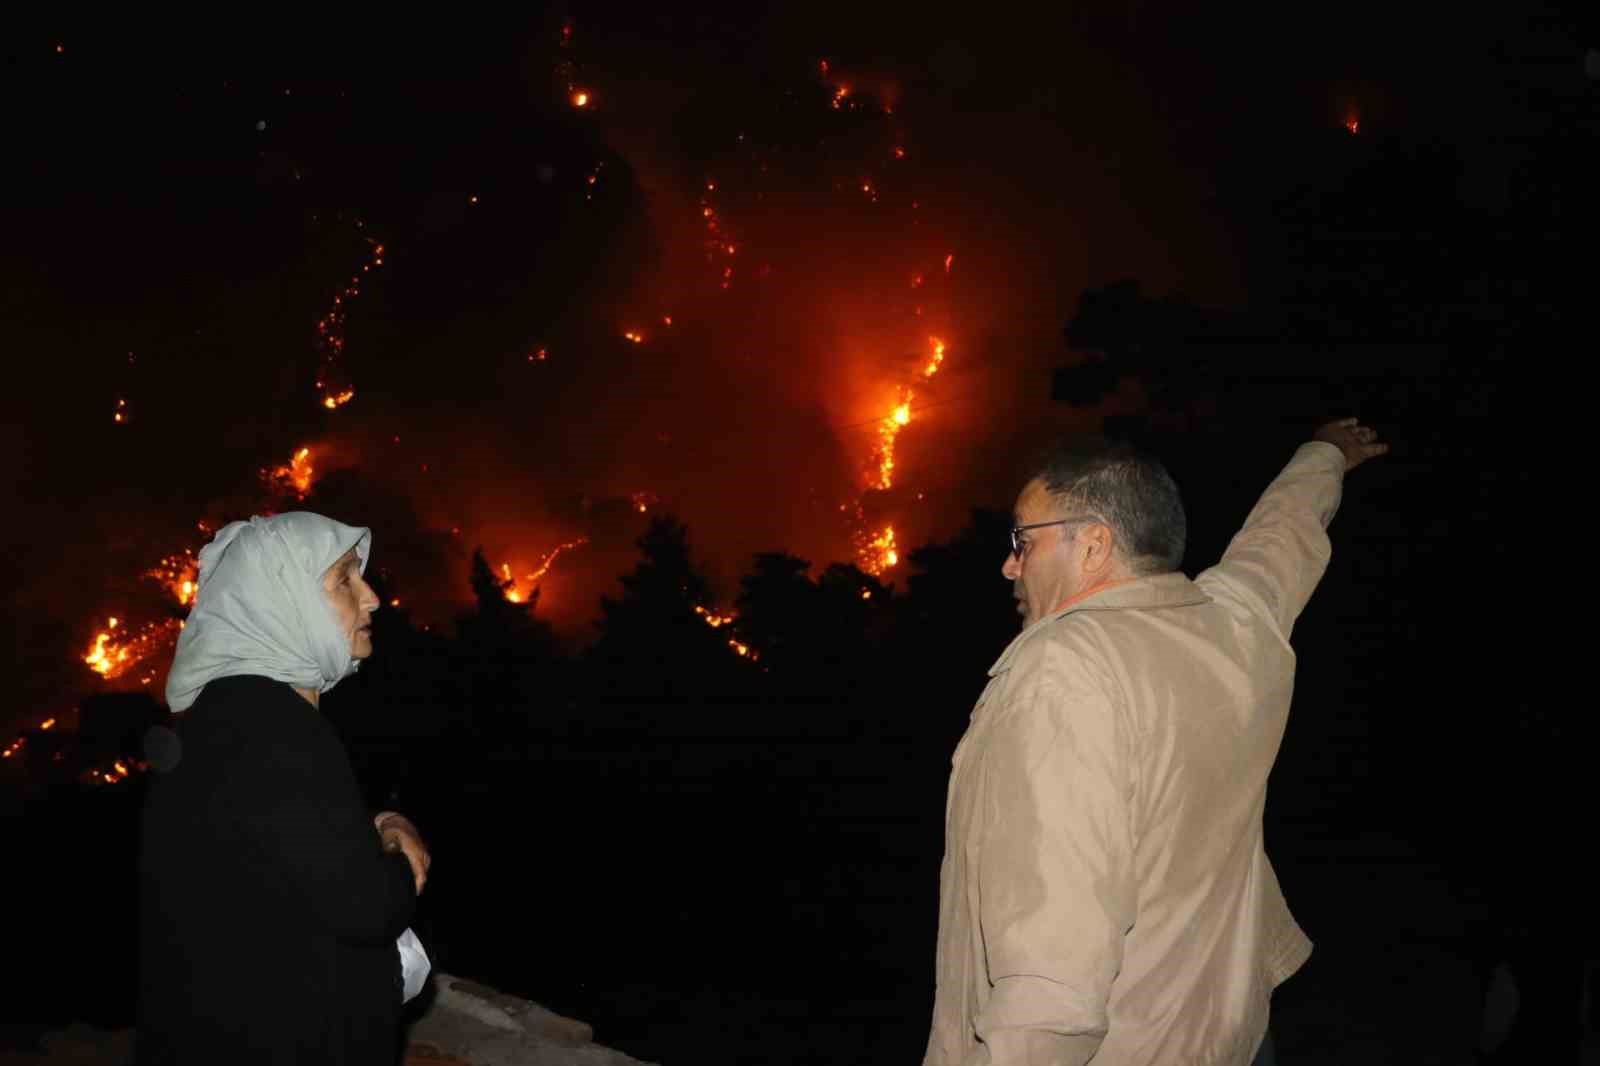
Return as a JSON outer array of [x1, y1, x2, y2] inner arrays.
[[138, 512, 430, 1066]]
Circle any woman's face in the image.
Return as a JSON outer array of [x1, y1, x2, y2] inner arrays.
[[322, 548, 380, 659]]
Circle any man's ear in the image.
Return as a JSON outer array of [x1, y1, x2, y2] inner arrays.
[[1081, 522, 1117, 576]]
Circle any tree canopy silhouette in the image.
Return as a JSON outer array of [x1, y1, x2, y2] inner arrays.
[[590, 516, 753, 705]]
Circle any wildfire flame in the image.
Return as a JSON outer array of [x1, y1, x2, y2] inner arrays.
[[870, 386, 917, 492], [530, 539, 589, 583], [83, 759, 138, 787], [870, 334, 940, 492], [694, 605, 757, 659], [264, 446, 316, 500], [571, 89, 591, 108], [147, 551, 198, 607], [858, 332, 951, 567], [694, 605, 733, 628], [859, 525, 898, 576], [79, 527, 206, 695], [84, 617, 182, 681], [500, 538, 591, 604]]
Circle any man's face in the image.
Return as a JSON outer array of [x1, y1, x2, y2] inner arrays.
[[1001, 478, 1085, 628], [322, 548, 379, 659]]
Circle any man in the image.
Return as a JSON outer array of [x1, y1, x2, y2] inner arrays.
[[923, 419, 1388, 1066]]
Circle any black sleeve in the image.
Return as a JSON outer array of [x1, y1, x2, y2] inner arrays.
[[233, 709, 416, 945]]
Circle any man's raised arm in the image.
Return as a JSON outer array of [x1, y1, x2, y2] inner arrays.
[[1198, 418, 1389, 637]]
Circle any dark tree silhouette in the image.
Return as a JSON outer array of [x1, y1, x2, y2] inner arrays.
[[589, 516, 752, 705], [447, 548, 563, 741], [735, 552, 819, 694]]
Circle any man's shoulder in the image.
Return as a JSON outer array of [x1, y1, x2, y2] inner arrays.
[[1004, 615, 1119, 691], [985, 624, 1125, 754]]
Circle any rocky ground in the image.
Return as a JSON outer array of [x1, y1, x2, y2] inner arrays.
[[0, 975, 656, 1066]]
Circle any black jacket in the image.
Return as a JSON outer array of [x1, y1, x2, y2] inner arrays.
[[137, 675, 415, 1065]]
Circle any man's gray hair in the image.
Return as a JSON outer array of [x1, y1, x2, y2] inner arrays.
[[1027, 436, 1187, 575]]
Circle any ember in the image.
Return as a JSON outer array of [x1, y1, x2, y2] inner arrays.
[[314, 232, 384, 411]]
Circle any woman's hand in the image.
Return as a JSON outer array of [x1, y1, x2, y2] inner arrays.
[[374, 811, 431, 895]]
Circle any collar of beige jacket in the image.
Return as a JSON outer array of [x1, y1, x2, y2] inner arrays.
[[989, 572, 1211, 676]]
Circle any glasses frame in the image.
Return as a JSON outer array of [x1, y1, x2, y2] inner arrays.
[[1009, 516, 1101, 558]]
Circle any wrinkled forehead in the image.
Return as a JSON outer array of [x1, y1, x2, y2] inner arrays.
[[324, 546, 364, 582]]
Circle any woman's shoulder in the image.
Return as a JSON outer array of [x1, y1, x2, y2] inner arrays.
[[183, 675, 330, 743]]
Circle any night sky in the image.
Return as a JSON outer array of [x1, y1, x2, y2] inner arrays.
[[3, 4, 1589, 725]]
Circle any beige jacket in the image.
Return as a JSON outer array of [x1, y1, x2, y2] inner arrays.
[[924, 442, 1346, 1066]]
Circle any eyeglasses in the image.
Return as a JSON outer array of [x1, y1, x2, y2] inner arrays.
[[1009, 517, 1100, 558]]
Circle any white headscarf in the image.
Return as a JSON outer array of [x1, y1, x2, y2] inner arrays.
[[165, 512, 372, 712]]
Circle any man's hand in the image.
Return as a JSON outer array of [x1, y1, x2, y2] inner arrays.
[[374, 811, 431, 895], [1313, 417, 1389, 472]]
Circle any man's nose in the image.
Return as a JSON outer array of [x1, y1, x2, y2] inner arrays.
[[1001, 552, 1020, 580]]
